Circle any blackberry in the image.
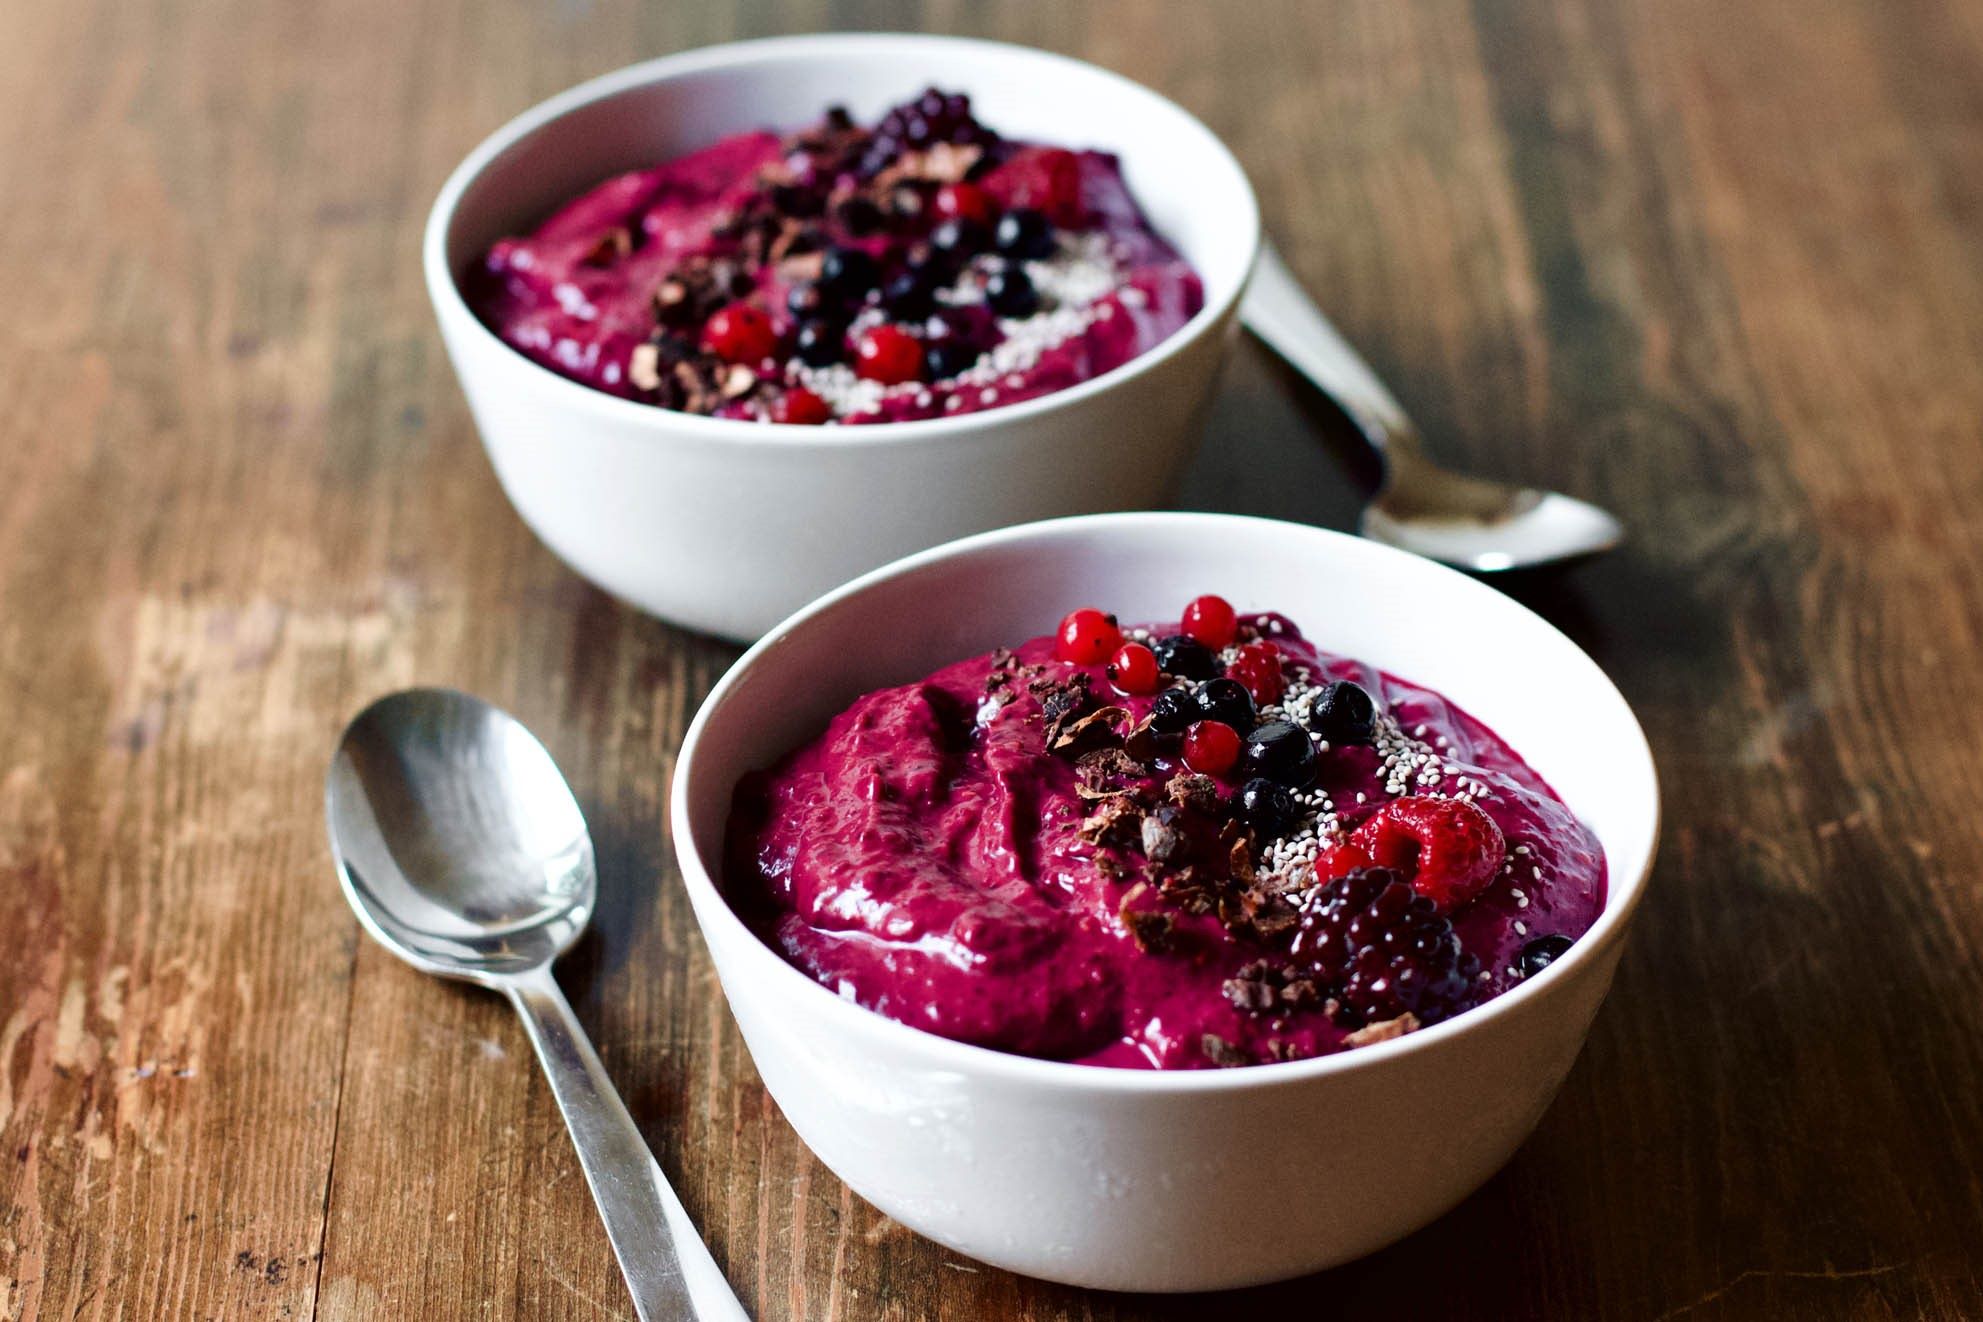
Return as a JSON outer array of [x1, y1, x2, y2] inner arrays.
[[984, 266, 1040, 317], [835, 196, 884, 237], [1518, 934, 1575, 977], [794, 319, 846, 367], [1150, 633, 1218, 680], [922, 341, 977, 380], [1243, 720, 1317, 787], [1290, 868, 1480, 1026], [1194, 677, 1256, 731], [1310, 680, 1377, 746], [995, 207, 1056, 260], [1147, 687, 1196, 735], [818, 246, 880, 302], [1238, 778, 1298, 838], [883, 268, 937, 320], [930, 218, 990, 258], [862, 88, 998, 175]]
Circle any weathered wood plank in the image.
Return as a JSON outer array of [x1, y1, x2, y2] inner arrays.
[[2, 0, 1981, 1317]]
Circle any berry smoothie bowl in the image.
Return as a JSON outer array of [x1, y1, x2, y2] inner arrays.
[[465, 88, 1204, 426], [671, 512, 1659, 1290], [424, 35, 1257, 639]]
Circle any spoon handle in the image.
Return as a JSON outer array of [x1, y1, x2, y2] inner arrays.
[[1240, 240, 1419, 456], [506, 967, 749, 1322]]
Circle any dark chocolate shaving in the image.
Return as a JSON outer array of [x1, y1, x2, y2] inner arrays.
[[1075, 746, 1148, 800], [1200, 1034, 1251, 1068], [1221, 960, 1323, 1015], [1344, 1013, 1421, 1046], [1030, 672, 1092, 744], [1118, 895, 1173, 955], [1050, 704, 1129, 756], [1165, 773, 1222, 813], [1079, 795, 1144, 849]]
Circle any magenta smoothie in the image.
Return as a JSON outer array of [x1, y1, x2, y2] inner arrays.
[[465, 89, 1203, 425], [725, 599, 1606, 1070]]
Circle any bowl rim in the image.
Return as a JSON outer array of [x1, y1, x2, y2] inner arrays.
[[422, 32, 1262, 448], [670, 511, 1662, 1094]]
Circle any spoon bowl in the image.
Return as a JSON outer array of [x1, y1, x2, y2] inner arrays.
[[327, 688, 595, 979], [1242, 241, 1623, 571]]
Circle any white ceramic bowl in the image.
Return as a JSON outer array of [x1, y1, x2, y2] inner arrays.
[[424, 35, 1259, 641], [670, 512, 1660, 1291]]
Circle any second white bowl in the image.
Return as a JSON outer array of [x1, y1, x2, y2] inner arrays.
[[425, 35, 1259, 640], [671, 512, 1659, 1291]]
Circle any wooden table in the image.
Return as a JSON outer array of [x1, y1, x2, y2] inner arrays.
[[5, 0, 1982, 1316]]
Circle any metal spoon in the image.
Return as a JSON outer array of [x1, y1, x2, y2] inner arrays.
[[1241, 240, 1623, 571], [325, 688, 747, 1322]]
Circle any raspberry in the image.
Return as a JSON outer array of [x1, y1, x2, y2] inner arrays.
[[1226, 640, 1284, 705], [934, 182, 995, 225], [1350, 796, 1505, 913], [1290, 868, 1480, 1026]]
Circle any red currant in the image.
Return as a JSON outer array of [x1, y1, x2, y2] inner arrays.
[[1180, 594, 1237, 649], [1227, 640, 1284, 705], [1105, 642, 1160, 694], [1055, 608, 1121, 665], [1182, 720, 1243, 776], [770, 387, 832, 425], [701, 301, 778, 363], [854, 325, 925, 384], [934, 182, 995, 225]]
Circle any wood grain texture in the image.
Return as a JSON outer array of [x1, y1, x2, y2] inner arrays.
[[2, 0, 1981, 1316]]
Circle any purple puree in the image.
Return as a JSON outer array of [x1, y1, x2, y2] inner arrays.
[[726, 614, 1607, 1070], [464, 89, 1204, 424]]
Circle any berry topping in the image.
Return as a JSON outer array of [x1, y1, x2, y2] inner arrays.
[[794, 318, 846, 367], [1313, 841, 1374, 881], [1054, 608, 1122, 665], [1182, 720, 1243, 776], [1180, 594, 1238, 649], [1310, 680, 1376, 745], [1290, 868, 1480, 1026], [995, 207, 1056, 259], [923, 341, 977, 379], [1227, 640, 1285, 705], [1106, 642, 1161, 695], [853, 325, 926, 384], [700, 301, 777, 363], [1349, 796, 1506, 913], [930, 217, 990, 257], [834, 196, 884, 237], [1519, 934, 1575, 977], [883, 268, 938, 320], [818, 245, 881, 301], [1146, 687, 1196, 735], [770, 182, 825, 218], [984, 266, 1040, 317], [1242, 719, 1317, 787], [1237, 778, 1298, 839], [1150, 634, 1218, 680], [934, 182, 995, 225], [787, 282, 826, 318], [1194, 677, 1256, 731], [770, 387, 832, 425]]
